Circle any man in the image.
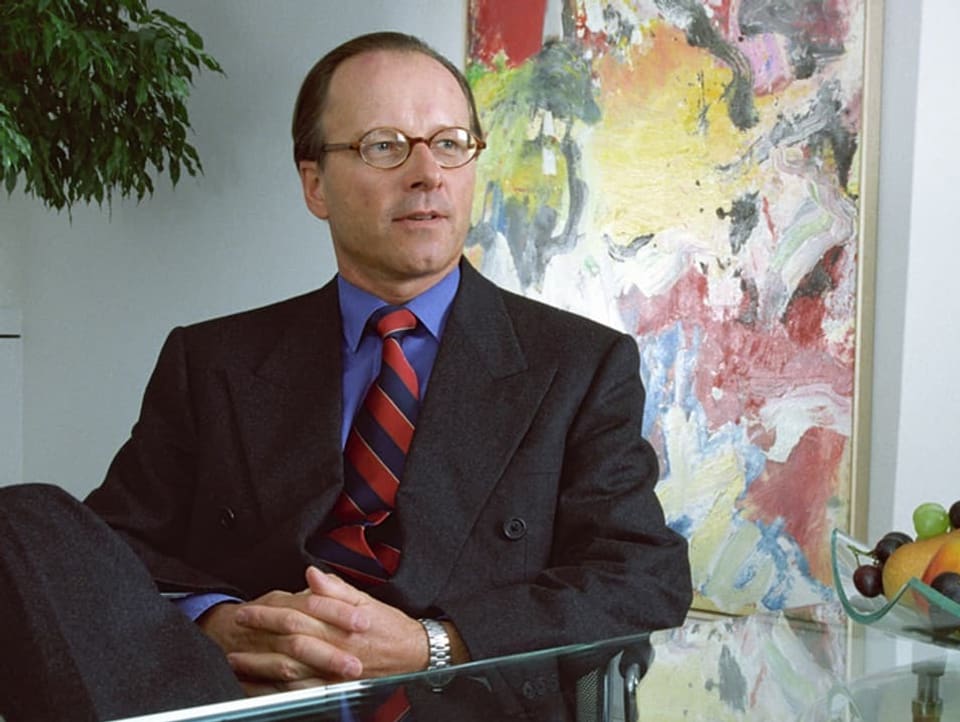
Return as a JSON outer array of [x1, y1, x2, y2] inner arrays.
[[0, 31, 691, 719]]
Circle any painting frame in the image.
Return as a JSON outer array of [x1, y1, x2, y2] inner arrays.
[[465, 0, 884, 616]]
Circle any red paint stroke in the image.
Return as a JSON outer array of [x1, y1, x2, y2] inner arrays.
[[630, 261, 710, 334], [740, 426, 847, 581], [468, 0, 548, 68], [572, 5, 613, 57], [804, 0, 852, 49], [705, 0, 738, 38], [783, 245, 847, 348], [749, 662, 769, 709], [627, 258, 854, 438], [712, 0, 851, 50], [784, 295, 825, 348]]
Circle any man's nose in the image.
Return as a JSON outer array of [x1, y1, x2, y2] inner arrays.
[[404, 141, 443, 190]]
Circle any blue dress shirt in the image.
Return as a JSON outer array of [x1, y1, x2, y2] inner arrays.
[[174, 267, 460, 621], [337, 267, 459, 449]]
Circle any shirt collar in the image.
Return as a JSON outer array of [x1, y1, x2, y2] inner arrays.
[[337, 265, 461, 351]]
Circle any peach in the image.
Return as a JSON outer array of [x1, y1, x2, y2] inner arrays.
[[882, 530, 960, 605]]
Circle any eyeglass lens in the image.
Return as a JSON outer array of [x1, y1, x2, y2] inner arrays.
[[359, 128, 478, 168]]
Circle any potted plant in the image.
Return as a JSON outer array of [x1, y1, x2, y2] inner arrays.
[[0, 0, 222, 213]]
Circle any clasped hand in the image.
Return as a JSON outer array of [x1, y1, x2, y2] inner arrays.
[[199, 567, 426, 695]]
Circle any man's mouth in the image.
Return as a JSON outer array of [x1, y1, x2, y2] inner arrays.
[[397, 211, 444, 222]]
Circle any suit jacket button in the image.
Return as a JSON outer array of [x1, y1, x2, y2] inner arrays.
[[218, 506, 236, 530], [502, 517, 526, 540]]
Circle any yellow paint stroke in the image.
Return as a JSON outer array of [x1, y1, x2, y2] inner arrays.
[[470, 63, 571, 224], [584, 21, 817, 247]]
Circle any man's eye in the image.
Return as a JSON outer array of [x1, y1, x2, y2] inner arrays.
[[368, 141, 401, 154]]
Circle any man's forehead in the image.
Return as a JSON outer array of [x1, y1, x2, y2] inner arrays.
[[324, 49, 469, 126], [332, 49, 448, 86]]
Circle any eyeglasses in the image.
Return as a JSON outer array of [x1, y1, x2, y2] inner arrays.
[[320, 127, 486, 169]]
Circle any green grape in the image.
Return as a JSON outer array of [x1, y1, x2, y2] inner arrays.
[[913, 502, 950, 540]]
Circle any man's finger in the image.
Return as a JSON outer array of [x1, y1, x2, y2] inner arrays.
[[302, 594, 370, 632], [229, 636, 363, 681], [305, 567, 367, 605], [234, 604, 324, 638], [227, 651, 315, 685]]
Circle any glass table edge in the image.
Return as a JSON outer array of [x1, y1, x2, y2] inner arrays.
[[108, 629, 654, 721]]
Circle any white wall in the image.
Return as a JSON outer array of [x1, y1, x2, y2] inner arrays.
[[865, 0, 921, 541], [0, 1, 956, 532], [879, 7, 959, 673], [866, 0, 960, 542], [0, 198, 25, 488], [886, 0, 960, 533], [0, 311, 22, 487]]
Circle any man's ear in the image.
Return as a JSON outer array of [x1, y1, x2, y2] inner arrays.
[[298, 160, 329, 220]]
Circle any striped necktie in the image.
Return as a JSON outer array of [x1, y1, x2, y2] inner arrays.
[[309, 307, 420, 586]]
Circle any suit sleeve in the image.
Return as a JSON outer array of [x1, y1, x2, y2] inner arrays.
[[84, 328, 243, 595], [438, 333, 692, 660]]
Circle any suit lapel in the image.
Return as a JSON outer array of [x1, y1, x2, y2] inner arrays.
[[219, 264, 556, 608], [226, 282, 345, 532], [388, 262, 557, 610]]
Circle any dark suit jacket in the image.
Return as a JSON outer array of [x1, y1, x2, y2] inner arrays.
[[86, 259, 691, 661]]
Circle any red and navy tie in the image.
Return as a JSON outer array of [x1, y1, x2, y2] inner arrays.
[[310, 307, 420, 587]]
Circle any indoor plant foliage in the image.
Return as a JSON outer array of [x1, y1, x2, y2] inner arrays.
[[0, 0, 222, 212]]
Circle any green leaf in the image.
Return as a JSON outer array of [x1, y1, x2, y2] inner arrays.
[[192, 31, 205, 51], [90, 82, 106, 106], [134, 77, 148, 107], [1, 1, 222, 213], [42, 22, 56, 62]]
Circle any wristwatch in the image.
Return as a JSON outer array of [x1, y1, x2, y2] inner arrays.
[[418, 617, 452, 671]]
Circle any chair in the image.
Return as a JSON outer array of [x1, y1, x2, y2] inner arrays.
[[575, 638, 654, 721]]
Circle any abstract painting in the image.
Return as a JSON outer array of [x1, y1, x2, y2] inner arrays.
[[466, 0, 875, 614]]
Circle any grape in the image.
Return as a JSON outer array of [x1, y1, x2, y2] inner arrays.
[[913, 502, 950, 540], [929, 572, 960, 636], [950, 500, 960, 531], [872, 532, 912, 563], [882, 531, 913, 546], [853, 564, 883, 597], [931, 572, 960, 604]]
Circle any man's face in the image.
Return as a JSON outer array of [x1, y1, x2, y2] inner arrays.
[[299, 50, 478, 302]]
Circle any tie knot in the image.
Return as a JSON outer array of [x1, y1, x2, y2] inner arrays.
[[373, 307, 417, 339]]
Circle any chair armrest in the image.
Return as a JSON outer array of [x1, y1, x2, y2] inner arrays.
[[614, 637, 653, 722], [573, 636, 653, 721]]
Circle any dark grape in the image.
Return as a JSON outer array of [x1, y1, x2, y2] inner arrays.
[[882, 531, 913, 546], [931, 572, 960, 603], [929, 571, 960, 636], [950, 500, 960, 531], [853, 564, 883, 597], [872, 532, 911, 563]]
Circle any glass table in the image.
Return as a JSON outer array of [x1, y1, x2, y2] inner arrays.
[[109, 603, 960, 722]]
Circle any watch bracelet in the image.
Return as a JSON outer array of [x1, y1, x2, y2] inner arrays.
[[418, 617, 452, 671]]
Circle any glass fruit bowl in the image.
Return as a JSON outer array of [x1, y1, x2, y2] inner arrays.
[[831, 528, 960, 648]]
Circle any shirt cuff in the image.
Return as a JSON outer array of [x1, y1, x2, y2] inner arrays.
[[171, 592, 241, 622]]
